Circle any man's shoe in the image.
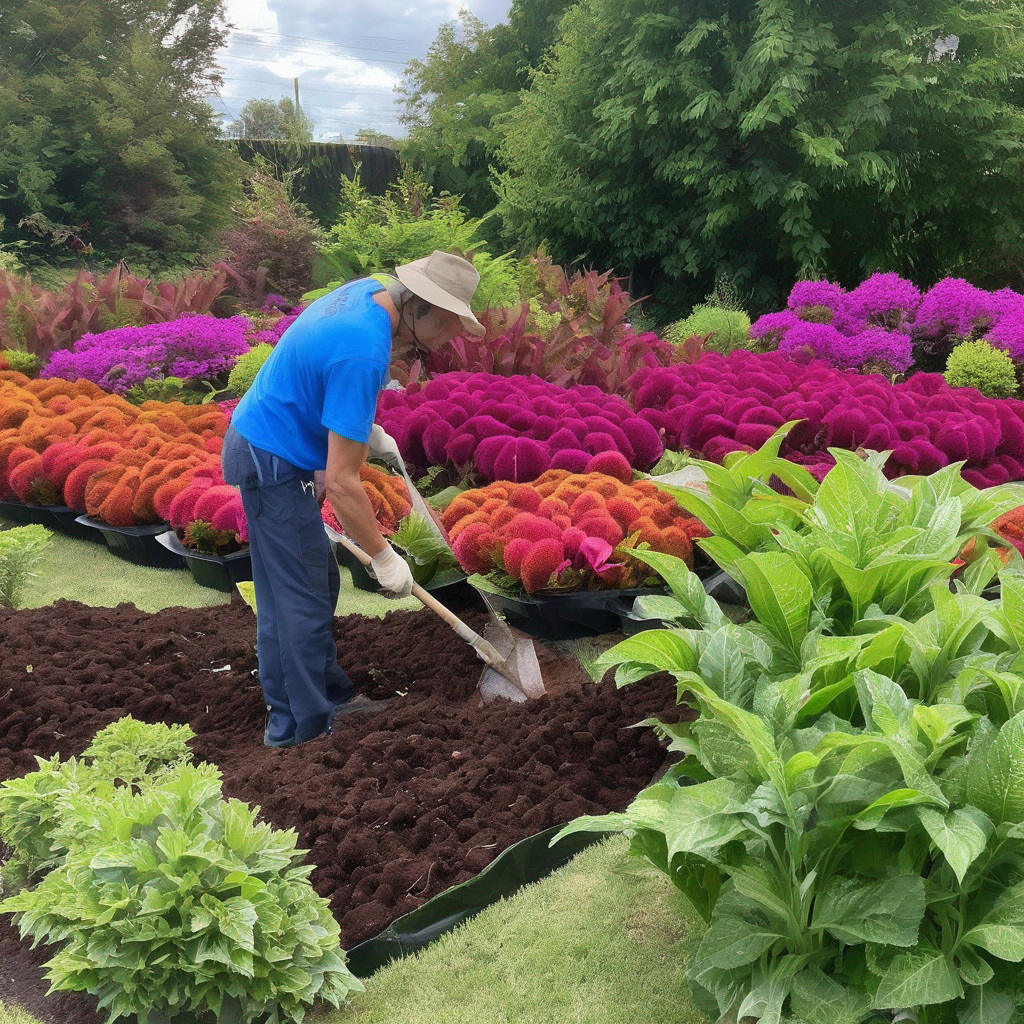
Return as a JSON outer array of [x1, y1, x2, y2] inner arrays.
[[334, 693, 391, 715]]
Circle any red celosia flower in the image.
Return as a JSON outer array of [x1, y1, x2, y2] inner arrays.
[[64, 459, 115, 512], [95, 467, 143, 527], [453, 522, 497, 575], [501, 537, 533, 577], [586, 451, 633, 484], [521, 539, 566, 593], [168, 479, 215, 529]]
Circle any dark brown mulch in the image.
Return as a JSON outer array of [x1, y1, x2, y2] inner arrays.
[[0, 595, 686, 1024]]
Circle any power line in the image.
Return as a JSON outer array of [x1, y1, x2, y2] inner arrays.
[[235, 29, 425, 47], [25, 0, 91, 76], [222, 77, 398, 97]]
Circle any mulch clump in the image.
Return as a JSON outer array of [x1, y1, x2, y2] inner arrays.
[[0, 595, 688, 1024]]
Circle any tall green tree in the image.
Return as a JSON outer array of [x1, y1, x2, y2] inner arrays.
[[398, 1, 572, 217], [226, 97, 314, 143], [0, 0, 242, 269], [495, 0, 1024, 314]]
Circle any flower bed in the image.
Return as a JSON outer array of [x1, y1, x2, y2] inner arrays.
[[0, 598, 685, 1024], [629, 350, 1024, 486], [441, 461, 709, 593], [375, 371, 664, 481]]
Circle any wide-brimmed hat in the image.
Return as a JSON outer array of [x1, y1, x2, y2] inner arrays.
[[394, 250, 486, 337]]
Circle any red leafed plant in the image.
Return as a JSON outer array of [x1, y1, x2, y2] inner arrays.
[[0, 266, 228, 359]]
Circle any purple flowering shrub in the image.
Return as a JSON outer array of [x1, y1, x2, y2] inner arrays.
[[41, 315, 251, 394], [629, 349, 1024, 488], [375, 372, 664, 481], [753, 273, 1024, 375]]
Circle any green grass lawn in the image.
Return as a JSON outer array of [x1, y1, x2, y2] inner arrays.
[[1, 518, 422, 617], [329, 838, 706, 1024]]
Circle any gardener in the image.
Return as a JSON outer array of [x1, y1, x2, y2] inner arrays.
[[222, 251, 485, 748]]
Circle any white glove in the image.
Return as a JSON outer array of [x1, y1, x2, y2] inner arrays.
[[368, 424, 402, 465], [369, 544, 415, 597]]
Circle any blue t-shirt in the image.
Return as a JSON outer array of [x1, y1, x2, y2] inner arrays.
[[231, 278, 391, 470]]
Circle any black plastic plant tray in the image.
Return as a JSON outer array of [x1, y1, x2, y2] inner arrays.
[[478, 585, 671, 640], [41, 504, 106, 542], [344, 823, 603, 977], [0, 500, 51, 525], [155, 531, 253, 592], [75, 516, 185, 569]]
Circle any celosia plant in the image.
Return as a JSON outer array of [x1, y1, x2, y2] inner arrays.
[[375, 371, 664, 481], [629, 349, 1024, 488], [321, 465, 412, 536], [441, 455, 708, 594]]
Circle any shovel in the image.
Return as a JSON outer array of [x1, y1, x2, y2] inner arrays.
[[336, 534, 546, 701]]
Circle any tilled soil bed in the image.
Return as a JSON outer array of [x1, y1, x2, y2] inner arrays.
[[0, 596, 686, 1024]]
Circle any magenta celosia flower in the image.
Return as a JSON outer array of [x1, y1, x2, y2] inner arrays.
[[43, 315, 250, 393], [779, 321, 912, 372], [841, 272, 921, 332]]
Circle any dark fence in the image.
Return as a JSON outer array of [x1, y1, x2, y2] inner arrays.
[[225, 140, 402, 225]]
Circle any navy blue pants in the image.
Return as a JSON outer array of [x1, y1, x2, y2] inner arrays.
[[222, 424, 355, 744]]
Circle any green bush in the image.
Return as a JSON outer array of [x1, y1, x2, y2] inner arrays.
[[317, 170, 521, 309], [945, 338, 1019, 397], [556, 449, 1024, 1024], [1, 762, 363, 1023], [665, 304, 751, 353], [0, 718, 196, 886], [124, 376, 188, 405], [1, 349, 40, 375], [0, 524, 51, 608], [228, 343, 274, 398]]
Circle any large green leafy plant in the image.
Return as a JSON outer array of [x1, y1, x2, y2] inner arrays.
[[554, 456, 1024, 1024], [2, 762, 362, 1023]]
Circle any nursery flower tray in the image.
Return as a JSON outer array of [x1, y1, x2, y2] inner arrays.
[[475, 584, 672, 640], [74, 516, 185, 569], [345, 823, 603, 977], [326, 524, 475, 602], [40, 504, 106, 542], [0, 500, 51, 526], [155, 531, 253, 593]]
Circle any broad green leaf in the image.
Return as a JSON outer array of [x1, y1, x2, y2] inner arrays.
[[998, 569, 1024, 652], [791, 967, 873, 1024], [965, 711, 1024, 825], [918, 806, 993, 884], [872, 946, 963, 1008], [698, 625, 773, 707], [962, 881, 1024, 962], [812, 875, 924, 946], [958, 985, 1015, 1024], [955, 946, 994, 987], [695, 890, 785, 969], [812, 450, 883, 543], [593, 629, 698, 683], [663, 778, 749, 860], [735, 551, 811, 668], [628, 549, 730, 629]]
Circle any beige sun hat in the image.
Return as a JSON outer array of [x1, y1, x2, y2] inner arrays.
[[394, 250, 486, 336]]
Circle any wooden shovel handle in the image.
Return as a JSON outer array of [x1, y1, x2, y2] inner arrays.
[[335, 534, 481, 645]]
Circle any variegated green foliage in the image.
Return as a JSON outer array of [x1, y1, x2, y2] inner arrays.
[[558, 456, 1024, 1024]]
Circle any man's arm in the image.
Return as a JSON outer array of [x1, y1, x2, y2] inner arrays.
[[324, 431, 387, 556]]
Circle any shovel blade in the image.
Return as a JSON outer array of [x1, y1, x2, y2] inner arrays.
[[477, 623, 546, 701]]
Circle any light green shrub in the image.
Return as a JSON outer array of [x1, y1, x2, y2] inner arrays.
[[1, 349, 40, 375], [227, 343, 274, 397], [124, 375, 187, 405], [81, 715, 195, 786], [0, 524, 51, 608], [1, 762, 363, 1023], [665, 304, 751, 352], [317, 170, 520, 308], [945, 338, 1019, 397]]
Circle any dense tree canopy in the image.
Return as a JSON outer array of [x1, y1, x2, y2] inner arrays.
[[226, 97, 314, 144], [398, 0, 572, 217], [0, 0, 241, 269], [494, 0, 1024, 314]]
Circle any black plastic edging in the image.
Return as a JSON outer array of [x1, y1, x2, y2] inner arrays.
[[343, 824, 605, 977]]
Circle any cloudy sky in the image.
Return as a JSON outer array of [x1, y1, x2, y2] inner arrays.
[[216, 0, 511, 141]]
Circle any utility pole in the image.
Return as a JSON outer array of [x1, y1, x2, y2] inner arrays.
[[294, 77, 300, 110]]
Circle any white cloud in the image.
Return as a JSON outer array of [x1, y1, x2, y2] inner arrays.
[[213, 0, 510, 140]]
